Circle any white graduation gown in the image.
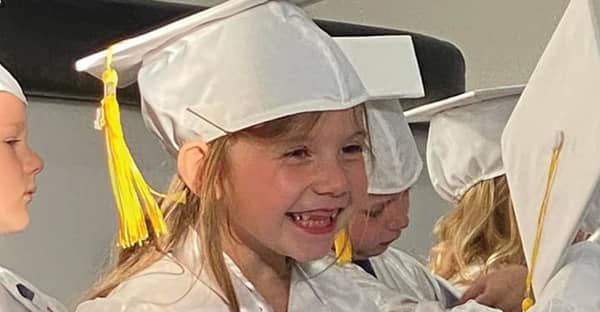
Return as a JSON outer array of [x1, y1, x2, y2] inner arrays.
[[530, 241, 600, 311], [76, 230, 503, 312], [75, 229, 403, 312], [370, 247, 461, 306], [0, 266, 67, 312]]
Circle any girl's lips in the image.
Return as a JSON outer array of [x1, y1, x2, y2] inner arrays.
[[286, 209, 342, 235]]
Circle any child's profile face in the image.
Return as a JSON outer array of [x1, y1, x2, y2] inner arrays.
[[225, 108, 368, 262], [0, 92, 44, 233], [348, 189, 410, 260]]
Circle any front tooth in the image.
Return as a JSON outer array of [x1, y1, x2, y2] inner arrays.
[[300, 214, 309, 221]]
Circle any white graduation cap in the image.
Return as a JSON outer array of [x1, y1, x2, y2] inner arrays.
[[404, 85, 524, 203], [335, 36, 424, 100], [501, 0, 600, 299], [335, 35, 424, 194], [334, 35, 423, 262], [366, 100, 423, 194], [76, 0, 371, 156], [0, 63, 27, 105]]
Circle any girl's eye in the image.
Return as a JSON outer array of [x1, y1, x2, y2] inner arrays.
[[4, 139, 21, 147], [363, 203, 384, 218], [342, 144, 364, 154], [367, 209, 383, 219], [283, 147, 311, 159], [385, 198, 397, 207]]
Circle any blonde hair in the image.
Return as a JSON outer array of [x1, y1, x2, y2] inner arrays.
[[429, 175, 525, 286], [84, 106, 366, 312]]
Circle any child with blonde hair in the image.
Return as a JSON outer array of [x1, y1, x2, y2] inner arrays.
[[405, 86, 526, 292]]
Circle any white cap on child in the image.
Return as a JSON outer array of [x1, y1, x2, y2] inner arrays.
[[502, 0, 600, 298], [365, 101, 422, 194], [75, 0, 427, 156], [334, 36, 424, 101], [334, 35, 424, 194], [404, 85, 524, 203], [0, 63, 27, 105]]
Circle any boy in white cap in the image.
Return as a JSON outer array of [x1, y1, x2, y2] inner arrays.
[[502, 0, 600, 310], [347, 100, 452, 304], [332, 38, 444, 302], [332, 36, 433, 291], [0, 63, 66, 311]]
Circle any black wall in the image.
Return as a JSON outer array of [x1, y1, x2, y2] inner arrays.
[[0, 0, 465, 107]]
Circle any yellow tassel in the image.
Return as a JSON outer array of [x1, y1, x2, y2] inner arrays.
[[95, 47, 168, 248], [522, 297, 535, 311], [522, 131, 564, 311], [334, 228, 353, 264]]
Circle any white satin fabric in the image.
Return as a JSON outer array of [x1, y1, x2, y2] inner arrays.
[[421, 92, 517, 203], [366, 102, 423, 195], [0, 266, 67, 312], [76, 229, 594, 312], [0, 63, 27, 105], [369, 247, 452, 304], [530, 242, 600, 311], [404, 86, 522, 203], [75, 230, 499, 312], [582, 182, 600, 234], [76, 0, 370, 156]]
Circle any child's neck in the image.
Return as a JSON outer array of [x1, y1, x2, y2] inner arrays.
[[222, 232, 291, 312]]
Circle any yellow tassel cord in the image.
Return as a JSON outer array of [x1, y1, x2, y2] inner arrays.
[[95, 47, 168, 248], [334, 228, 353, 264], [522, 131, 564, 311]]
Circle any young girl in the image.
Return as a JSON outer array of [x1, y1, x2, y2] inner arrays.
[[0, 63, 67, 311], [72, 1, 421, 311], [404, 86, 526, 292]]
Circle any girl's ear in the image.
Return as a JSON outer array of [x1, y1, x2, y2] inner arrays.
[[177, 140, 209, 195]]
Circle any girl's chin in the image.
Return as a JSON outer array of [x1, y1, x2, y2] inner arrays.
[[0, 215, 29, 234], [284, 240, 336, 262]]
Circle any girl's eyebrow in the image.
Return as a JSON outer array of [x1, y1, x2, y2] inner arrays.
[[347, 130, 367, 140], [272, 129, 367, 146]]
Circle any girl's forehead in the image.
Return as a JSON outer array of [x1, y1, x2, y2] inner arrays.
[[245, 108, 365, 143], [0, 92, 26, 124], [311, 109, 365, 132]]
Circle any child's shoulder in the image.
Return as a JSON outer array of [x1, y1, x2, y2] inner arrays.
[[0, 266, 67, 312], [77, 255, 229, 312]]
